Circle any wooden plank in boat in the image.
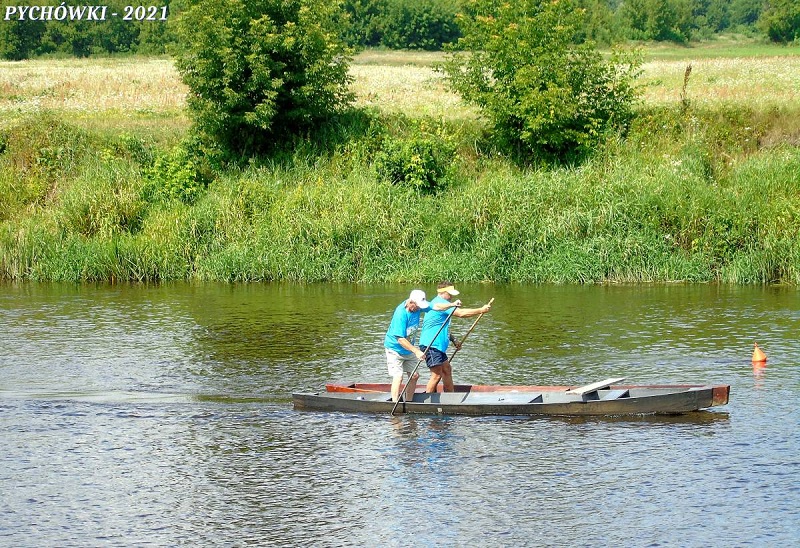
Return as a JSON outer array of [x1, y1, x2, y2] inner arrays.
[[565, 377, 626, 395], [462, 392, 542, 405], [600, 389, 630, 400]]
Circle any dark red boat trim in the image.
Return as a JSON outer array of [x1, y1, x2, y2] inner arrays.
[[712, 385, 730, 406], [324, 382, 730, 398]]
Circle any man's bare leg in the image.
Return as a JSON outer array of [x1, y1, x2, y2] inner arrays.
[[442, 362, 454, 392], [391, 374, 403, 402], [426, 365, 443, 393], [404, 372, 419, 401]]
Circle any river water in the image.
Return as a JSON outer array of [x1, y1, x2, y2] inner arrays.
[[1, 282, 798, 546]]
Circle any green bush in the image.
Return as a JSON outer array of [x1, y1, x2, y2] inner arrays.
[[173, 0, 354, 157], [108, 133, 155, 166], [142, 144, 206, 205], [375, 134, 455, 193], [0, 114, 94, 213], [441, 0, 642, 163]]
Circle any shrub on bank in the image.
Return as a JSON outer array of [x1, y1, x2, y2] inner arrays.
[[375, 133, 456, 194], [0, 114, 96, 221], [0, 107, 799, 284]]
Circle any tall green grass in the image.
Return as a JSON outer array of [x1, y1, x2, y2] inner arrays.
[[1, 107, 799, 284]]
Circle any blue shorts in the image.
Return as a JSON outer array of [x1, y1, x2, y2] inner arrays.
[[420, 346, 448, 368]]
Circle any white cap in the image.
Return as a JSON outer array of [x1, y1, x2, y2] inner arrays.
[[408, 289, 430, 308]]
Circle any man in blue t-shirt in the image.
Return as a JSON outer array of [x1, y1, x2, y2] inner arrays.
[[419, 281, 492, 393], [384, 289, 455, 402]]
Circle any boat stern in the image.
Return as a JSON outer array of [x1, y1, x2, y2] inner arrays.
[[711, 384, 730, 407]]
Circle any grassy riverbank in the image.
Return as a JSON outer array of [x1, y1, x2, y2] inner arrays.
[[2, 44, 800, 283]]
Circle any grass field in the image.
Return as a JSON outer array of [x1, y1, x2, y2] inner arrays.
[[1, 42, 799, 283], [2, 42, 800, 139], [0, 56, 188, 145]]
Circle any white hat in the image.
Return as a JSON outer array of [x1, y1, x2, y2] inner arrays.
[[408, 289, 429, 308]]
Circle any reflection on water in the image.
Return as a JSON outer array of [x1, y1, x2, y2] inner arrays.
[[752, 362, 768, 390], [1, 282, 798, 545], [523, 409, 732, 426]]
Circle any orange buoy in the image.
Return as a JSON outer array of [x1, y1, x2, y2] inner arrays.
[[752, 342, 767, 364]]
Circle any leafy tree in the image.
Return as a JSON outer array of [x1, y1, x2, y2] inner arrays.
[[730, 0, 761, 27], [173, 0, 354, 156], [646, 0, 681, 41], [577, 0, 617, 45], [340, 0, 461, 50], [139, 0, 181, 54], [94, 3, 141, 54], [340, 0, 386, 47], [137, 20, 175, 55], [0, 1, 45, 60], [442, 0, 642, 162], [616, 0, 694, 41], [759, 0, 800, 43], [617, 0, 650, 39], [39, 20, 95, 57], [704, 0, 731, 32], [379, 0, 461, 50]]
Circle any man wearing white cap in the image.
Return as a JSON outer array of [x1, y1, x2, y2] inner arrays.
[[384, 289, 457, 402], [420, 281, 492, 393]]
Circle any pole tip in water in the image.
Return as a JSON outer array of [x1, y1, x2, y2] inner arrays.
[[752, 342, 767, 364]]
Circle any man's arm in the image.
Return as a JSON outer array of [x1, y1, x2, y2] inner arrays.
[[432, 299, 462, 311], [396, 337, 425, 360], [453, 303, 491, 318]]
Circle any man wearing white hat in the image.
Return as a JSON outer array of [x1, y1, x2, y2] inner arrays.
[[384, 289, 458, 402]]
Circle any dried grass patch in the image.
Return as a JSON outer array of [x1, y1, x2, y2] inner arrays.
[[1, 52, 799, 131], [0, 58, 187, 129], [348, 63, 478, 119], [639, 56, 800, 109]]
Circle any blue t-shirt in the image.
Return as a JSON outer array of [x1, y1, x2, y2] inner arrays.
[[384, 300, 431, 355], [419, 296, 454, 352]]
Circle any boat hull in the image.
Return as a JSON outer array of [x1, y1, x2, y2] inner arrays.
[[292, 383, 730, 416]]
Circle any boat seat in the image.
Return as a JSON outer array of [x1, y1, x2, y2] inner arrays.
[[414, 392, 468, 404], [577, 388, 631, 401], [462, 392, 542, 405], [600, 389, 630, 400], [565, 377, 626, 395], [354, 394, 395, 402]]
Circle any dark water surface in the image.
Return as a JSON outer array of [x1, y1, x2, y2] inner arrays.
[[1, 282, 798, 546]]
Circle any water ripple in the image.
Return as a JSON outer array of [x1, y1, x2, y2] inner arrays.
[[1, 282, 798, 545]]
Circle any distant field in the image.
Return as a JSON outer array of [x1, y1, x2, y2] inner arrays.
[[636, 37, 800, 61], [639, 56, 800, 108], [1, 43, 799, 140], [0, 57, 188, 144]]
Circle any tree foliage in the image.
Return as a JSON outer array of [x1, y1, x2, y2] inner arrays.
[[173, 0, 354, 156], [340, 0, 461, 50], [0, 1, 45, 60], [442, 0, 642, 162], [0, 0, 792, 60], [380, 0, 461, 50], [340, 0, 384, 47], [0, 0, 172, 58], [759, 0, 800, 43]]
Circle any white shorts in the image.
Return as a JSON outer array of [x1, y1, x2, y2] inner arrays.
[[385, 349, 419, 377]]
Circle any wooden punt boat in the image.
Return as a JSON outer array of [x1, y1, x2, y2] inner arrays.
[[292, 377, 730, 416]]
